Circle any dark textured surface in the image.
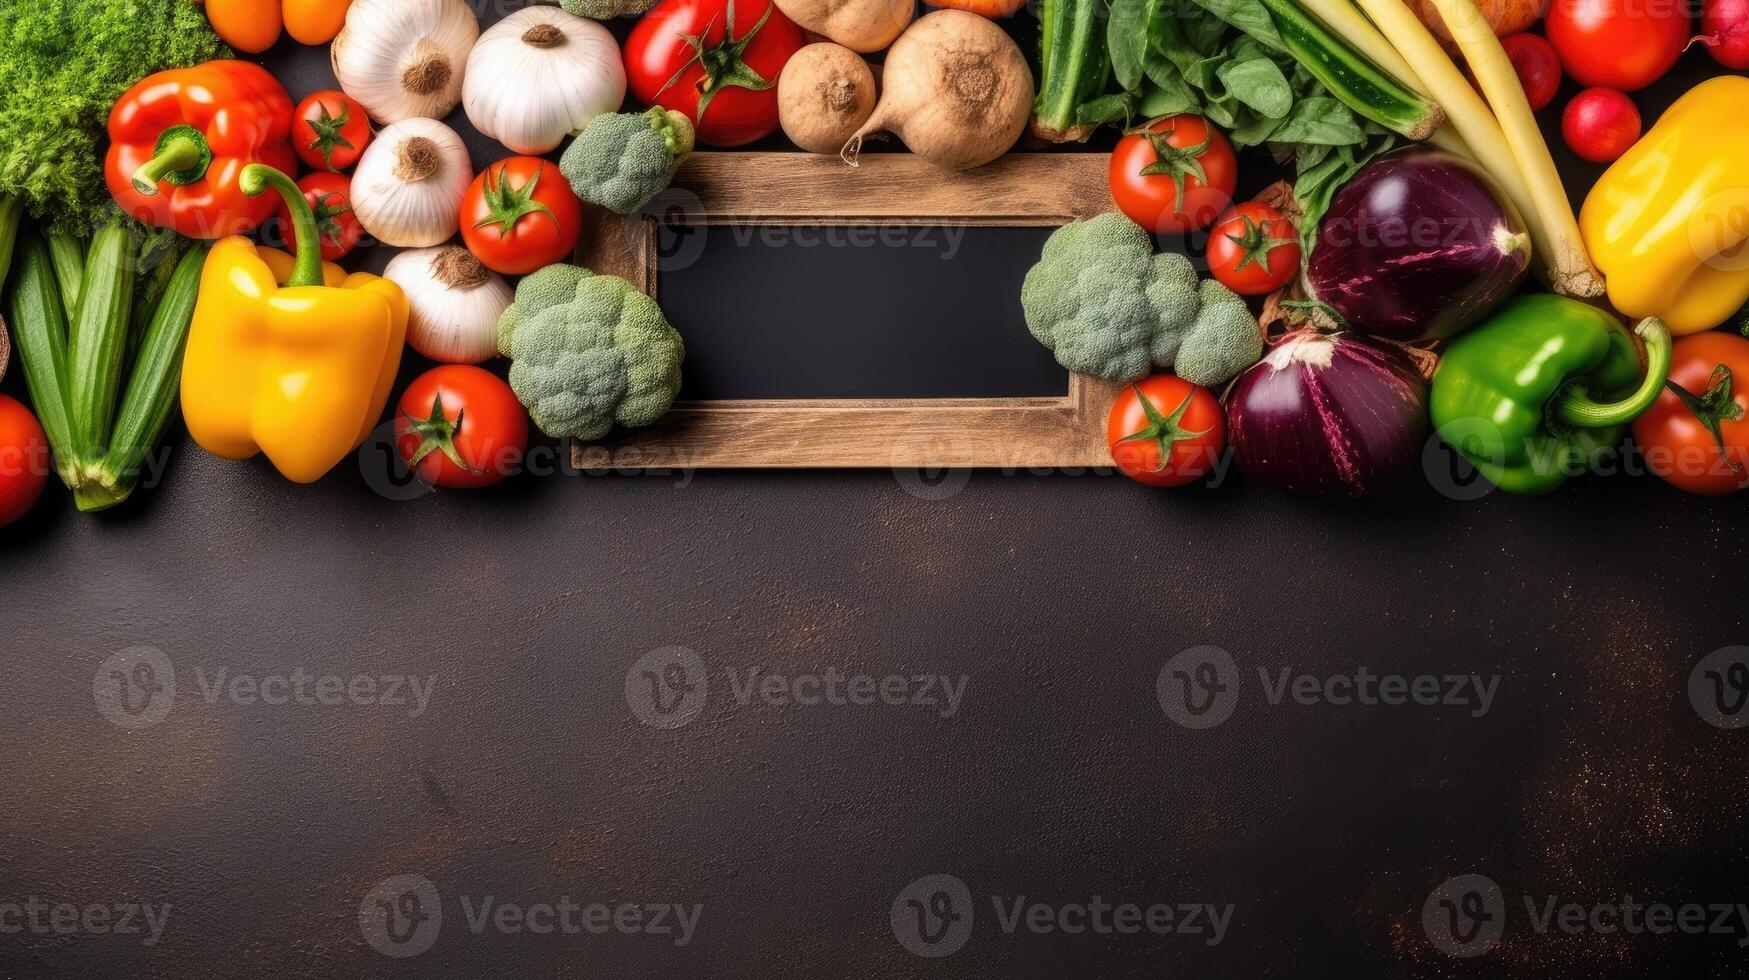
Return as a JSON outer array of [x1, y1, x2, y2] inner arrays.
[[0, 6, 1746, 978]]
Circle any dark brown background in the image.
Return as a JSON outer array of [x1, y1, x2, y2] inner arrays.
[[1, 3, 1746, 977]]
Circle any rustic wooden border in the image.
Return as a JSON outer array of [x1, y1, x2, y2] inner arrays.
[[574, 152, 1123, 469]]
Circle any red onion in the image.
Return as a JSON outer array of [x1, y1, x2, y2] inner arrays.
[[1308, 150, 1529, 343], [1226, 332, 1429, 499]]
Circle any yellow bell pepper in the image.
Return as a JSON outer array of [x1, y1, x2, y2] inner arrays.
[[181, 165, 407, 483], [1580, 76, 1749, 336]]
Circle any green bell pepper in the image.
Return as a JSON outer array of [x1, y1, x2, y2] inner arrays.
[[1430, 294, 1673, 494]]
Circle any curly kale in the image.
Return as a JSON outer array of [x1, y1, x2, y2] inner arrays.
[[0, 0, 230, 236]]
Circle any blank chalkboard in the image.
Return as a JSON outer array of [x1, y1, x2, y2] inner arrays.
[[654, 224, 1068, 401], [573, 152, 1121, 468]]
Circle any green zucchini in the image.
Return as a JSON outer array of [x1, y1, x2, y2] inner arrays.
[[1257, 0, 1444, 140], [47, 231, 86, 319], [4, 231, 77, 483], [0, 195, 22, 292], [94, 241, 208, 510], [65, 221, 136, 465], [1035, 0, 1113, 140]]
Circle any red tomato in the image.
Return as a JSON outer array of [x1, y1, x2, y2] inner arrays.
[[625, 0, 804, 147], [1633, 332, 1749, 495], [1562, 88, 1641, 163], [396, 366, 529, 490], [1545, 0, 1690, 91], [271, 172, 362, 261], [461, 158, 584, 276], [1109, 116, 1237, 235], [1106, 375, 1225, 487], [293, 91, 371, 172], [0, 395, 49, 528], [1207, 202, 1300, 296], [1501, 33, 1563, 112]]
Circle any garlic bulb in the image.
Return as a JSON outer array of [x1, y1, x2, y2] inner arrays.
[[386, 247, 514, 365], [333, 0, 480, 124], [351, 118, 473, 248], [463, 7, 626, 155]]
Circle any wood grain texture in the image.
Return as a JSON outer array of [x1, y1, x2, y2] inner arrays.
[[574, 151, 1120, 470]]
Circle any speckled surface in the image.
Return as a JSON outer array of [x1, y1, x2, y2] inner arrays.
[[0, 7, 1745, 978]]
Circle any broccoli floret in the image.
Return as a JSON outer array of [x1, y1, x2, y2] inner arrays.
[[560, 0, 661, 19], [560, 108, 695, 215], [497, 264, 685, 441], [1021, 214, 1263, 386], [1175, 280, 1265, 388]]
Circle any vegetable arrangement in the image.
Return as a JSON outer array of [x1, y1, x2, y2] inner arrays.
[[2, 0, 1748, 533]]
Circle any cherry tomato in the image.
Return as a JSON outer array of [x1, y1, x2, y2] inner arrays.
[[293, 91, 371, 172], [1109, 116, 1237, 235], [1546, 0, 1690, 91], [1501, 33, 1563, 112], [396, 366, 530, 490], [625, 0, 804, 147], [0, 395, 49, 528], [1633, 332, 1749, 495], [270, 172, 363, 261], [1207, 202, 1300, 296], [1106, 375, 1225, 487], [1562, 88, 1641, 164], [461, 158, 585, 276]]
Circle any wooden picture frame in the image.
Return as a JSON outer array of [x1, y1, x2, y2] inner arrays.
[[574, 152, 1124, 469]]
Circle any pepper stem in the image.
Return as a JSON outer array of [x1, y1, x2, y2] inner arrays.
[[239, 164, 325, 288], [1554, 317, 1674, 428], [130, 126, 213, 197]]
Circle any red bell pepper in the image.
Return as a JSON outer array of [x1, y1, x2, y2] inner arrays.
[[105, 60, 298, 239]]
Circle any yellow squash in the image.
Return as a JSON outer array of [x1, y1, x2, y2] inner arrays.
[[1581, 76, 1749, 335], [181, 166, 407, 483]]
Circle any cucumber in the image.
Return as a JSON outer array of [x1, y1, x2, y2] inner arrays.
[[65, 222, 136, 465], [1257, 0, 1444, 140], [4, 232, 77, 483], [1035, 0, 1113, 140], [95, 242, 208, 510]]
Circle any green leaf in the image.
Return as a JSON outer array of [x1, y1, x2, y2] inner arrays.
[[1140, 81, 1200, 119], [1109, 0, 1156, 92], [1231, 109, 1286, 147], [1189, 0, 1284, 50], [1219, 57, 1293, 119], [1076, 93, 1134, 127], [1270, 96, 1366, 145]]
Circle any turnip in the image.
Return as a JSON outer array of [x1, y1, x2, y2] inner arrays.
[[773, 0, 914, 53], [840, 11, 1033, 172], [779, 43, 877, 154]]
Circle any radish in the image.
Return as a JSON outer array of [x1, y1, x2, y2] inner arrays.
[[840, 10, 1032, 171], [1701, 0, 1749, 68]]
